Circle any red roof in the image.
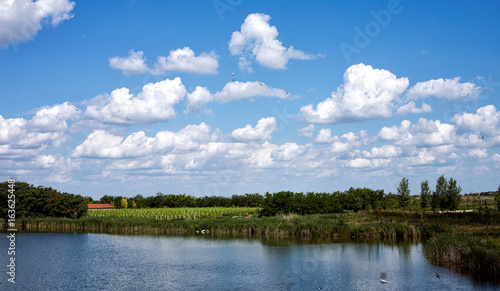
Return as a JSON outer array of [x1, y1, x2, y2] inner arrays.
[[88, 204, 115, 209]]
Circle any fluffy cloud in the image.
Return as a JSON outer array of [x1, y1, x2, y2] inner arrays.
[[84, 77, 186, 124], [151, 47, 218, 75], [363, 145, 402, 158], [468, 148, 487, 159], [396, 101, 432, 115], [183, 81, 291, 115], [73, 123, 219, 159], [29, 102, 80, 131], [378, 118, 457, 147], [72, 130, 153, 158], [0, 115, 27, 144], [0, 102, 78, 157], [109, 50, 149, 75], [452, 105, 499, 136], [345, 158, 371, 168], [231, 117, 277, 142], [299, 63, 409, 123], [229, 13, 319, 72], [297, 124, 315, 138], [314, 128, 336, 143], [407, 77, 481, 99], [184, 86, 213, 115], [0, 0, 75, 47]]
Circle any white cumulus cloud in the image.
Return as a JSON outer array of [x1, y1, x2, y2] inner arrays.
[[231, 117, 277, 142], [297, 124, 315, 138], [109, 49, 149, 75], [183, 81, 291, 115], [452, 105, 499, 136], [407, 77, 481, 99], [84, 77, 186, 124], [396, 101, 432, 115], [299, 63, 409, 123], [229, 13, 320, 72], [0, 0, 75, 47], [151, 47, 218, 75]]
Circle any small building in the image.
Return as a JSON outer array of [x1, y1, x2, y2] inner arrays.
[[88, 204, 115, 210]]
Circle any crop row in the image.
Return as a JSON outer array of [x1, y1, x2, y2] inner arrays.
[[87, 207, 258, 220]]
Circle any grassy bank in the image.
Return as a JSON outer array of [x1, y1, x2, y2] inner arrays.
[[424, 233, 500, 284], [3, 210, 500, 243]]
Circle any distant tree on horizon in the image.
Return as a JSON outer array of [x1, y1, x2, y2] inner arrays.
[[397, 177, 411, 209], [432, 175, 448, 210], [420, 180, 431, 209], [446, 177, 461, 210]]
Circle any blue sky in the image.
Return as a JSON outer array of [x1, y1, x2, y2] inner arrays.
[[1, 0, 499, 199]]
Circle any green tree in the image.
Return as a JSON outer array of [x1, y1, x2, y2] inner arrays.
[[397, 177, 411, 209], [446, 177, 461, 210], [420, 180, 431, 209], [494, 184, 500, 211], [120, 198, 128, 209], [432, 175, 448, 210]]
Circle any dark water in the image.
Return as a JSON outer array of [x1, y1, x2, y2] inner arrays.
[[0, 233, 498, 290]]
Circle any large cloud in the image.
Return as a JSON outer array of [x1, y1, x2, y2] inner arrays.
[[29, 101, 80, 131], [0, 0, 75, 47], [84, 77, 186, 124], [378, 118, 457, 147], [229, 13, 320, 72], [406, 77, 481, 99], [0, 102, 78, 160], [299, 63, 409, 123], [452, 105, 499, 136]]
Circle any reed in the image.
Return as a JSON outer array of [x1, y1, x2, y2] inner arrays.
[[424, 233, 500, 283]]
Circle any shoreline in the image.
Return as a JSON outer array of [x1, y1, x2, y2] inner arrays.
[[2, 210, 499, 241]]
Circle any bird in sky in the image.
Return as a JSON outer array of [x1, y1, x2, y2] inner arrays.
[[126, 117, 131, 121], [231, 72, 234, 76], [259, 82, 264, 86], [380, 272, 388, 284]]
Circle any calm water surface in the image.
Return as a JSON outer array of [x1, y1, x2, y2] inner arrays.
[[1, 232, 498, 290]]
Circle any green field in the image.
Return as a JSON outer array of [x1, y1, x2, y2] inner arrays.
[[87, 207, 258, 220]]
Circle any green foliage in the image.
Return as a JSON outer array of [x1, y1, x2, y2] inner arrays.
[[446, 177, 462, 210], [495, 184, 500, 211], [260, 188, 386, 216], [424, 233, 500, 279], [120, 198, 128, 209], [0, 181, 87, 219], [397, 177, 411, 209], [87, 207, 256, 220], [430, 176, 462, 210], [432, 175, 448, 210], [420, 180, 431, 209]]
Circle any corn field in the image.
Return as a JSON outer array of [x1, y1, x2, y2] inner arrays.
[[87, 207, 258, 220]]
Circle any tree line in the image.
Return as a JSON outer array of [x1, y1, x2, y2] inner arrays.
[[2, 177, 499, 219], [0, 181, 87, 219]]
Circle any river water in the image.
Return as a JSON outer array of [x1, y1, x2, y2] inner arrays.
[[0, 232, 498, 290]]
